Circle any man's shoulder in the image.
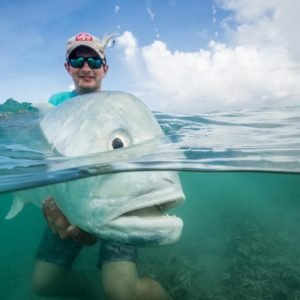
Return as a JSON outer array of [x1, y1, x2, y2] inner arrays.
[[48, 91, 78, 106]]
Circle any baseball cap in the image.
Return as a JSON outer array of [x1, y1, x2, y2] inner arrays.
[[66, 32, 105, 59]]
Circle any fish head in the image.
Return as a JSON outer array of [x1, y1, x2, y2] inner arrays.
[[41, 91, 185, 246]]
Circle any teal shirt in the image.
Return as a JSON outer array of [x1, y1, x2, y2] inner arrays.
[[48, 91, 79, 106]]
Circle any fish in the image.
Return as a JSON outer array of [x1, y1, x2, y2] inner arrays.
[[6, 91, 185, 246]]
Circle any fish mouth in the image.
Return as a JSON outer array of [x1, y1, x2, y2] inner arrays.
[[121, 201, 175, 218], [105, 199, 184, 246], [106, 181, 183, 225], [107, 199, 180, 225], [99, 180, 185, 246]]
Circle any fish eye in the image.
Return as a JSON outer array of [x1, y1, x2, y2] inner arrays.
[[109, 130, 132, 150], [112, 137, 124, 149]]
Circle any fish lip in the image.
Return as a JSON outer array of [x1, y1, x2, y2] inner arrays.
[[112, 200, 178, 221], [99, 184, 185, 225], [114, 182, 184, 219], [102, 213, 184, 246]]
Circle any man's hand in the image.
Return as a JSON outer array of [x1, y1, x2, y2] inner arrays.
[[43, 197, 97, 246]]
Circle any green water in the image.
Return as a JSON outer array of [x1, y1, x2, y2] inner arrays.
[[1, 171, 300, 299]]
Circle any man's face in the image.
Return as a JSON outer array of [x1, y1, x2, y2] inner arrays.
[[65, 47, 108, 94]]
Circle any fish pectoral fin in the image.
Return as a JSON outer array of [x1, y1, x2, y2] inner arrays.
[[5, 198, 25, 220]]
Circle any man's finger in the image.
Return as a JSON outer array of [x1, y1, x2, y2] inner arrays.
[[42, 197, 58, 233], [67, 225, 97, 245], [42, 197, 71, 236], [67, 225, 81, 238]]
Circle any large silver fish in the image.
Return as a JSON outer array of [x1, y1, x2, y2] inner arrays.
[[6, 92, 185, 246]]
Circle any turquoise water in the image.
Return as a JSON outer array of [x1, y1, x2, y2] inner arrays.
[[1, 101, 300, 299], [1, 172, 300, 299]]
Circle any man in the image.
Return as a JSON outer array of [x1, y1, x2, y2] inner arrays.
[[32, 32, 171, 300]]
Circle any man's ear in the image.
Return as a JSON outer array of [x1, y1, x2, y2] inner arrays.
[[103, 64, 109, 75], [64, 62, 71, 73]]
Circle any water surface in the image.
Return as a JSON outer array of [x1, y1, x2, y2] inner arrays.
[[1, 101, 299, 299]]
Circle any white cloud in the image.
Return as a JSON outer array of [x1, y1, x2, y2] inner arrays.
[[116, 31, 139, 61], [139, 40, 300, 112], [216, 0, 280, 23], [218, 0, 300, 60], [116, 1, 300, 113]]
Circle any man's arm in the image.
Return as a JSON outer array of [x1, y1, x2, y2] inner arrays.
[[43, 197, 97, 245]]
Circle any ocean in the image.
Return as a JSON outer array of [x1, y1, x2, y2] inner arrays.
[[0, 100, 300, 299]]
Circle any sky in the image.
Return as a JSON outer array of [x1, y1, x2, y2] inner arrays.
[[1, 0, 300, 113]]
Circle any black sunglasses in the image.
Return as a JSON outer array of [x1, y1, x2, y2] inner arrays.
[[67, 56, 105, 69]]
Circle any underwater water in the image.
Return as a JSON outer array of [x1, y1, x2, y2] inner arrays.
[[0, 101, 300, 299]]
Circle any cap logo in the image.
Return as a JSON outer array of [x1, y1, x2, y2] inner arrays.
[[75, 33, 93, 42]]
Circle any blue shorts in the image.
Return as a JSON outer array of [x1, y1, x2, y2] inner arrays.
[[36, 226, 137, 269]]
